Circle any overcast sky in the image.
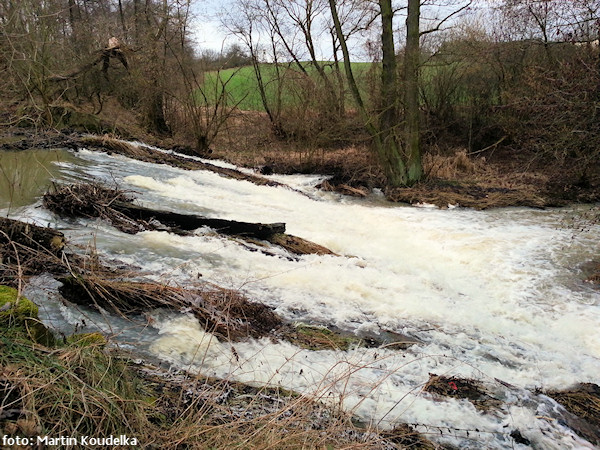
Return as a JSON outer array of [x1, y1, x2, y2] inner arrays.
[[190, 0, 232, 52], [188, 0, 483, 57]]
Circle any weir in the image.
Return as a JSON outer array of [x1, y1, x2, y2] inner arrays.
[[2, 145, 599, 448]]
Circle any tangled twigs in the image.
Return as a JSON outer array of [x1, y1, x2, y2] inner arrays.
[[0, 218, 67, 286], [43, 183, 144, 234]]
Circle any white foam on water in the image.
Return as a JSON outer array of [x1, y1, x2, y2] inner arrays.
[[6, 146, 599, 448]]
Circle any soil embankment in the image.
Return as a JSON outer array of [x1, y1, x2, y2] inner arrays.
[[3, 127, 599, 209]]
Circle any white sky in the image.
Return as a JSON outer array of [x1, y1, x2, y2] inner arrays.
[[190, 0, 233, 52], [189, 0, 483, 57]]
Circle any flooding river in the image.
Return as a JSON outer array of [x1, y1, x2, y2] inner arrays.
[[2, 146, 599, 448]]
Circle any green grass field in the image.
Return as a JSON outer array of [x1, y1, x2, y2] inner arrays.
[[197, 60, 490, 113], [199, 62, 373, 111]]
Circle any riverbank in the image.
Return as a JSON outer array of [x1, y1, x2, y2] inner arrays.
[[1, 125, 599, 210]]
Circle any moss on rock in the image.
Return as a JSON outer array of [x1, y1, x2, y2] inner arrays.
[[0, 285, 54, 345], [288, 324, 358, 351], [0, 285, 38, 323]]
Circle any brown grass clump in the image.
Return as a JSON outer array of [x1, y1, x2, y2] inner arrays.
[[546, 383, 600, 446], [386, 149, 551, 209], [424, 149, 485, 180], [385, 184, 548, 209], [58, 275, 282, 341], [381, 423, 439, 449], [423, 374, 501, 411], [81, 134, 144, 157]]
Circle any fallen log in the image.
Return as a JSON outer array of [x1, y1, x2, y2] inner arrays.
[[44, 183, 285, 239], [44, 183, 336, 256], [110, 201, 286, 239]]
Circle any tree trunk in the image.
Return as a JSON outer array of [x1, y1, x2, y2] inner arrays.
[[403, 0, 423, 183], [329, 0, 422, 187], [146, 89, 170, 135], [378, 0, 412, 187], [118, 0, 127, 38], [329, 0, 373, 131]]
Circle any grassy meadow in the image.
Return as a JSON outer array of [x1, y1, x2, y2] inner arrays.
[[200, 62, 374, 111]]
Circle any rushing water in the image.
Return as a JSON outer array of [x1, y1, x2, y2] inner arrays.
[[2, 145, 599, 448]]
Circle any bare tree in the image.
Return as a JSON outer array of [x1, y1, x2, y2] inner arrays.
[[329, 0, 421, 186], [224, 0, 288, 135]]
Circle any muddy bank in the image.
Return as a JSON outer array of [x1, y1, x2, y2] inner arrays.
[[0, 130, 286, 189], [4, 129, 600, 209], [212, 139, 600, 209], [385, 181, 549, 210]]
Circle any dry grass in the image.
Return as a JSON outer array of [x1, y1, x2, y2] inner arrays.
[[424, 150, 485, 180], [386, 149, 551, 209], [547, 384, 600, 431], [213, 119, 562, 208], [546, 384, 600, 447], [58, 274, 282, 342]]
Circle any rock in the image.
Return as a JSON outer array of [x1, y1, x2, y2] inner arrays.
[[0, 285, 54, 345]]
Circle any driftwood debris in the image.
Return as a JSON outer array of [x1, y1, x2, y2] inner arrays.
[[0, 217, 65, 253], [44, 183, 285, 239], [44, 183, 335, 255], [0, 217, 67, 285], [317, 179, 368, 198], [59, 275, 282, 341]]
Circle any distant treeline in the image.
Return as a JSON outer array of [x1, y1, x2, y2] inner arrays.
[[198, 44, 253, 71]]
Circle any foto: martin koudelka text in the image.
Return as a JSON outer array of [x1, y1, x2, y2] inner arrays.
[[3, 435, 139, 446]]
